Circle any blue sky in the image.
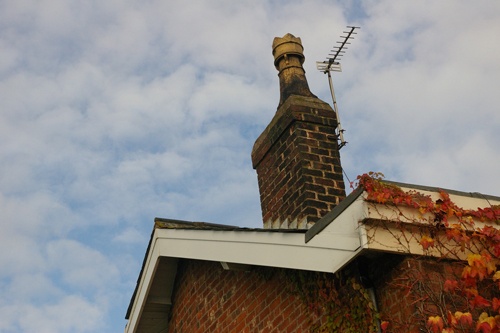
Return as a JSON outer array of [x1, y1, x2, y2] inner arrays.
[[1, 1, 499, 332]]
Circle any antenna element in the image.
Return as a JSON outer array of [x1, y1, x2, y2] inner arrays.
[[316, 26, 360, 149]]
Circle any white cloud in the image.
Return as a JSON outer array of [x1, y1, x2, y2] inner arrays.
[[0, 295, 104, 333], [1, 1, 499, 332], [3, 273, 63, 303], [112, 227, 147, 244], [0, 189, 85, 317], [45, 239, 120, 291]]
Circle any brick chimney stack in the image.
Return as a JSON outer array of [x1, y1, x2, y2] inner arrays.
[[251, 34, 346, 229]]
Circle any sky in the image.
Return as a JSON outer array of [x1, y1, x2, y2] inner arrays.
[[1, 1, 499, 332]]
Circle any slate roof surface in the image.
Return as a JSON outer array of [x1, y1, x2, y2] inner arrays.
[[154, 217, 307, 233]]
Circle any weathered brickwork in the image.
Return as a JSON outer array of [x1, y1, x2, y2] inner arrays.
[[168, 259, 318, 333], [252, 96, 346, 226], [374, 256, 464, 331], [168, 257, 466, 332]]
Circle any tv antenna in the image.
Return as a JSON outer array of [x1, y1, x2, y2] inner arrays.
[[316, 26, 360, 149]]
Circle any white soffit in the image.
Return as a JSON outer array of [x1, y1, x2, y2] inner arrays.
[[155, 226, 362, 274]]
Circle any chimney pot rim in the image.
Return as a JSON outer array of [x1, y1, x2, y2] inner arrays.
[[272, 33, 305, 68]]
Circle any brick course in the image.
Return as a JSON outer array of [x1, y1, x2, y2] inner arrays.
[[252, 96, 346, 226], [374, 256, 465, 331], [168, 256, 468, 332], [168, 260, 318, 333]]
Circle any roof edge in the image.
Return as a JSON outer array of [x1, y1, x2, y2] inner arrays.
[[383, 180, 500, 202], [154, 217, 238, 230], [305, 186, 364, 243], [125, 228, 155, 320]]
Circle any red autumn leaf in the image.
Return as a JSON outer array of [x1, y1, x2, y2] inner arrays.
[[464, 287, 479, 297], [476, 313, 497, 333], [479, 226, 499, 238], [447, 310, 457, 327], [380, 321, 389, 332], [444, 279, 459, 293], [477, 322, 492, 333], [484, 208, 496, 220], [420, 235, 435, 250], [467, 253, 483, 267], [464, 253, 495, 281], [471, 295, 491, 309], [455, 311, 473, 326], [493, 298, 500, 313], [427, 315, 444, 333], [439, 190, 451, 201], [462, 270, 478, 288], [446, 227, 461, 241]]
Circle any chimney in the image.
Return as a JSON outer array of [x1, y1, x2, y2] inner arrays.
[[251, 34, 346, 229]]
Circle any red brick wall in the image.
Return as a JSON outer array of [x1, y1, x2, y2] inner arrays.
[[168, 260, 317, 333], [168, 256, 468, 332], [374, 256, 465, 332]]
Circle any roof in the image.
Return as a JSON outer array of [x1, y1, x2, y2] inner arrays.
[[124, 218, 315, 329], [124, 180, 500, 333], [125, 213, 363, 332], [153, 217, 307, 233]]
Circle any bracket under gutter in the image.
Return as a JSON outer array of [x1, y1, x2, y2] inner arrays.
[[220, 262, 252, 271]]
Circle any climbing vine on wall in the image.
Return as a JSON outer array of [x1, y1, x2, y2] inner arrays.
[[288, 269, 379, 333], [355, 172, 500, 333]]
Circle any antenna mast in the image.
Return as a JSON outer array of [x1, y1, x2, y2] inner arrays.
[[316, 26, 359, 149]]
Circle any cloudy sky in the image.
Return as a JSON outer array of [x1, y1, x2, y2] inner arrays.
[[1, 1, 499, 332]]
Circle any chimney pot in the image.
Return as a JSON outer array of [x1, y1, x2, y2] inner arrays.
[[271, 34, 316, 107], [272, 34, 305, 70]]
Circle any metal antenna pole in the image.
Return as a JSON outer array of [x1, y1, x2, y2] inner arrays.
[[327, 70, 345, 148], [316, 26, 359, 149]]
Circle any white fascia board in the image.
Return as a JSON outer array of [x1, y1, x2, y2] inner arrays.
[[156, 227, 361, 273], [125, 234, 162, 333]]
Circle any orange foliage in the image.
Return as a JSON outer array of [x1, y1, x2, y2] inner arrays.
[[355, 173, 500, 333]]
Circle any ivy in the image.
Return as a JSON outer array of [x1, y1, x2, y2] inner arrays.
[[287, 269, 380, 333], [354, 172, 500, 333]]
